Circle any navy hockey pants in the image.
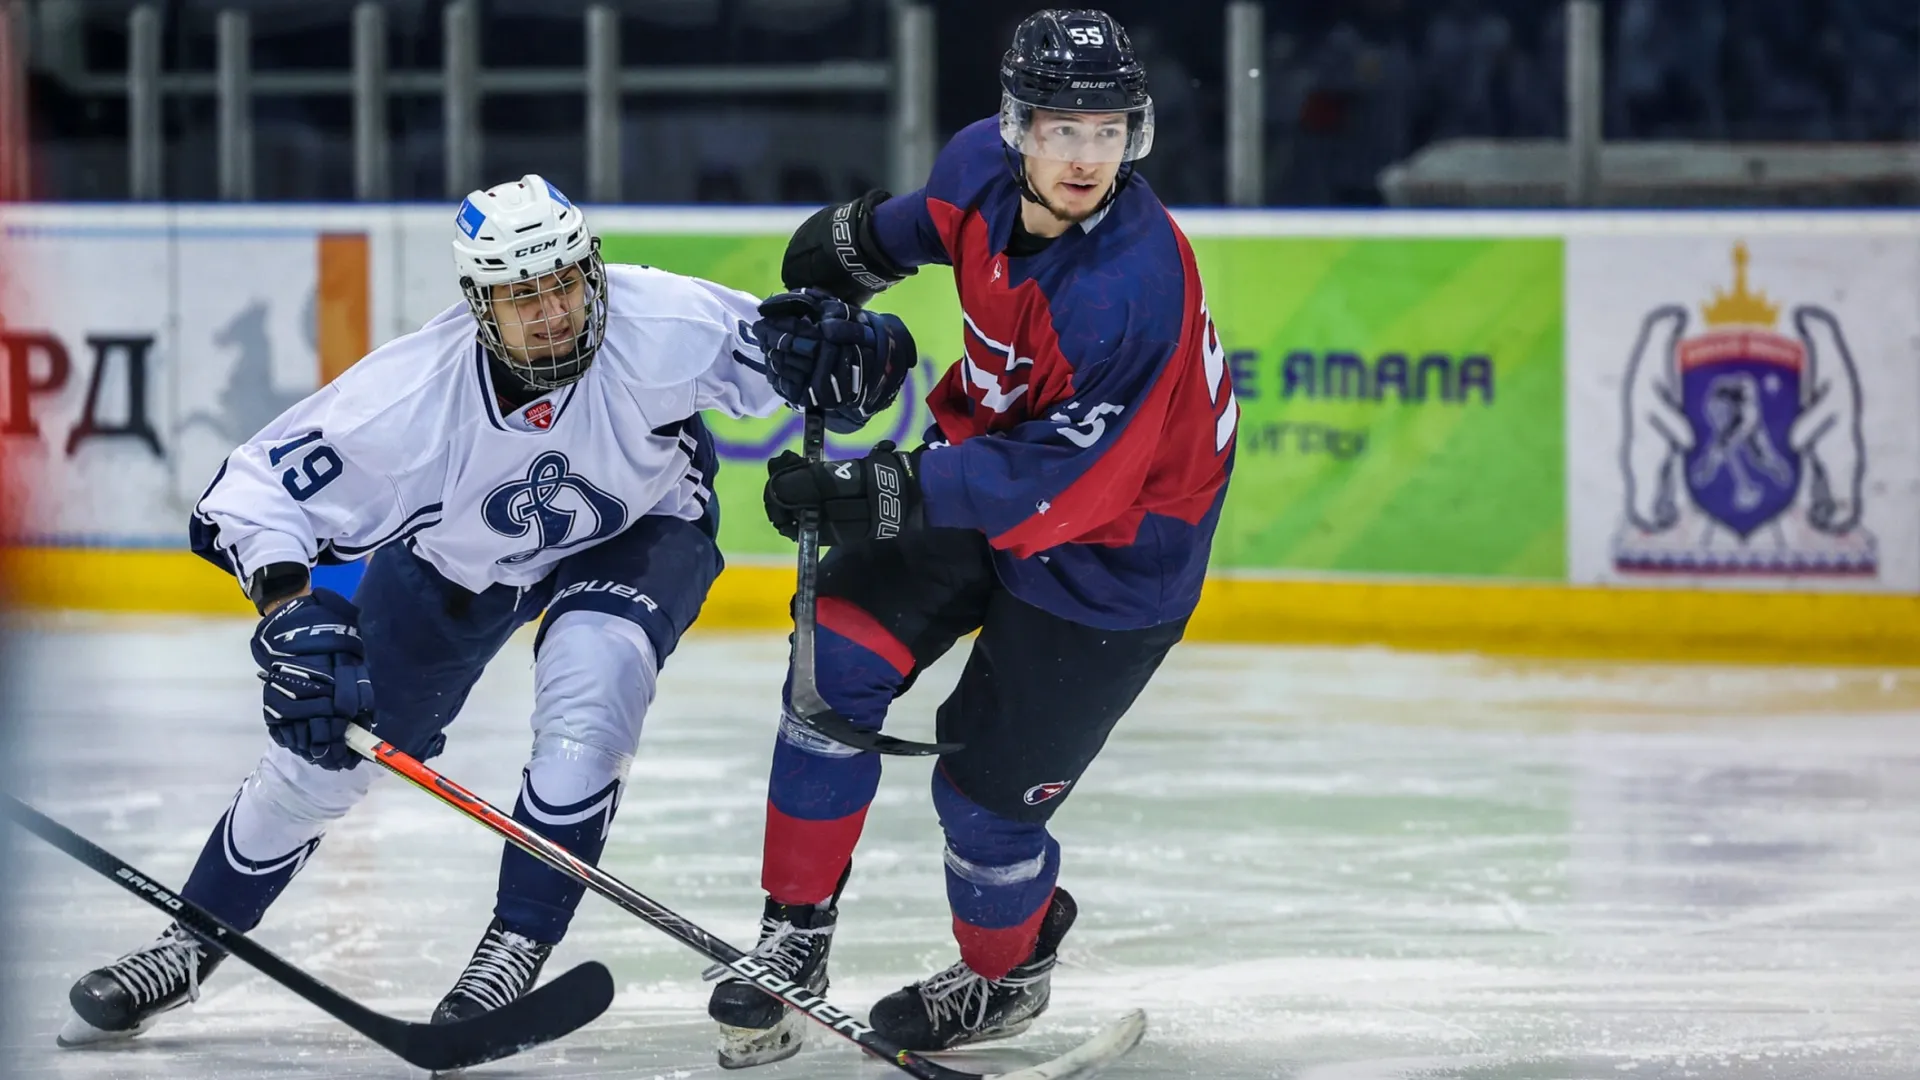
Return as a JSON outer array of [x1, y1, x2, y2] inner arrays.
[[760, 526, 1186, 980]]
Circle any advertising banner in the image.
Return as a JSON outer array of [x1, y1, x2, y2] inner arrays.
[[1566, 234, 1920, 593], [0, 220, 371, 547], [1192, 236, 1565, 578], [603, 232, 1568, 578], [12, 209, 1913, 608]]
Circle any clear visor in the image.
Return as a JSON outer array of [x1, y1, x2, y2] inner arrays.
[[463, 247, 610, 389], [999, 93, 1155, 164]]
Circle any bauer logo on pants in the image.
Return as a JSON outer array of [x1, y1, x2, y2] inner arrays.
[[1024, 780, 1072, 806], [1612, 243, 1874, 577]]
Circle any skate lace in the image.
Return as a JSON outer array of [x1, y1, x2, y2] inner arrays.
[[450, 927, 544, 1013], [108, 926, 206, 1008], [918, 956, 1053, 1034], [701, 914, 832, 983]]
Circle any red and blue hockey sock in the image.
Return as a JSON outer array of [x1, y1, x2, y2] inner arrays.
[[933, 768, 1062, 980], [493, 770, 621, 943], [762, 598, 910, 904]]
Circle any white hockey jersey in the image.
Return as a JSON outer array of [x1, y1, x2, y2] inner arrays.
[[193, 263, 783, 595]]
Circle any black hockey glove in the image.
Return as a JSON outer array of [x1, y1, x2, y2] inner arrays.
[[764, 441, 924, 546], [249, 588, 373, 771], [753, 289, 918, 435]]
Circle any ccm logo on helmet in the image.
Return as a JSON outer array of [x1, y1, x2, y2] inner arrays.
[[513, 237, 560, 259], [1023, 781, 1072, 806]]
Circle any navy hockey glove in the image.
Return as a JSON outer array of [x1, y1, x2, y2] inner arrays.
[[249, 588, 373, 771], [764, 441, 923, 546], [753, 289, 917, 434]]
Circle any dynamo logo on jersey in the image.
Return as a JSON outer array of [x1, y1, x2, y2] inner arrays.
[[483, 450, 629, 565]]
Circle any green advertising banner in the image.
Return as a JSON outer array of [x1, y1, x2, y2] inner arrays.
[[599, 231, 1564, 578], [1195, 237, 1565, 578]]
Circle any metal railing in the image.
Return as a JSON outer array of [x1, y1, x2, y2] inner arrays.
[[1223, 1, 1263, 207], [0, 0, 1610, 207], [1218, 0, 1605, 207], [0, 2, 27, 200], [19, 0, 934, 203]]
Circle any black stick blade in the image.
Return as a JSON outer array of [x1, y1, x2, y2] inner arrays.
[[397, 961, 616, 1072], [794, 705, 964, 757], [1, 794, 613, 1073]]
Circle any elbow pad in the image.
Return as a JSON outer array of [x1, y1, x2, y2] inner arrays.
[[781, 190, 914, 305]]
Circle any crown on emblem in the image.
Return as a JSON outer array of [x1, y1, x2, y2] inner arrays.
[[1701, 242, 1780, 328]]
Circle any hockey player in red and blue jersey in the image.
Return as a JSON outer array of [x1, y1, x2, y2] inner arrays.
[[707, 8, 1237, 1064]]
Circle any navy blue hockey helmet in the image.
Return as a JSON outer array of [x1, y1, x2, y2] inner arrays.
[[999, 9, 1156, 175]]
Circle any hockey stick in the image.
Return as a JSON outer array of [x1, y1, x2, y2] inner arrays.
[[1, 793, 614, 1072], [788, 406, 962, 756], [345, 724, 1145, 1080]]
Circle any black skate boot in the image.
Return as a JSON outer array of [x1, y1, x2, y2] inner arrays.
[[58, 923, 226, 1047], [869, 887, 1077, 1052], [704, 893, 841, 1068], [431, 918, 554, 1025]]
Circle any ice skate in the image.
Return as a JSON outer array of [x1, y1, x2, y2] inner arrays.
[[431, 918, 553, 1025], [868, 888, 1076, 1052], [705, 894, 839, 1068], [58, 923, 225, 1048]]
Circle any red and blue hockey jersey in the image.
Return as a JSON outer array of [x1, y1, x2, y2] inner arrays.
[[872, 118, 1237, 631]]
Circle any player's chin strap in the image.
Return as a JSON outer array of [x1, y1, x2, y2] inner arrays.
[[1003, 143, 1132, 219], [786, 406, 961, 757]]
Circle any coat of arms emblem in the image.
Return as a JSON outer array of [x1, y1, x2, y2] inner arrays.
[[1613, 243, 1871, 576]]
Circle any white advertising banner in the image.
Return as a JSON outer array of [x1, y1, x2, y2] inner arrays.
[[2, 222, 181, 543], [1567, 231, 1920, 593], [0, 213, 393, 545]]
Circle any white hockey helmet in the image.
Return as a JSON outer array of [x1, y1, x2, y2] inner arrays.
[[453, 174, 609, 389]]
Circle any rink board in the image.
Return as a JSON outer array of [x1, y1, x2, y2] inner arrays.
[[7, 550, 1916, 668], [1, 207, 1916, 665]]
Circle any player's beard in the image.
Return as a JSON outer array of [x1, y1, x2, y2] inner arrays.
[[1036, 183, 1111, 225]]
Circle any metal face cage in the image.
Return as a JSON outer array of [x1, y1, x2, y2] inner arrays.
[[461, 238, 610, 390]]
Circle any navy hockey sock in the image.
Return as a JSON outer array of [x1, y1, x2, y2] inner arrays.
[[933, 769, 1062, 979], [493, 771, 620, 943], [179, 797, 322, 933]]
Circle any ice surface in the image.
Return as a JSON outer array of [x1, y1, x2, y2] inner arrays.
[[3, 614, 1918, 1079]]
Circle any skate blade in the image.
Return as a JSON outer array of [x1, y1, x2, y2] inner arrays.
[[55, 1012, 152, 1048], [715, 1011, 809, 1069], [989, 1010, 1147, 1080], [940, 1016, 1034, 1051]]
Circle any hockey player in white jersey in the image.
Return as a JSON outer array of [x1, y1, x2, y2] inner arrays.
[[54, 174, 919, 1045]]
